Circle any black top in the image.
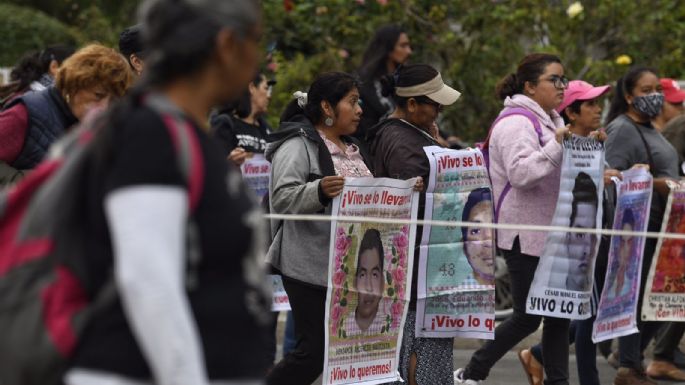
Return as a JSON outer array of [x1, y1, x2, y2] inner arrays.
[[73, 105, 270, 379], [356, 78, 395, 144], [210, 112, 271, 156], [369, 118, 439, 308]]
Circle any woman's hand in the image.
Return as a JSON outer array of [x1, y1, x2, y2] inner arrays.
[[413, 176, 424, 192], [228, 147, 249, 166], [630, 163, 650, 171], [603, 168, 622, 186], [589, 130, 608, 142], [555, 126, 570, 144], [320, 176, 345, 198]]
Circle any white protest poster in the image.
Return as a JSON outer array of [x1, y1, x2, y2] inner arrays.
[[270, 275, 291, 311], [323, 177, 419, 385], [240, 154, 271, 200], [526, 136, 604, 319], [642, 185, 685, 321], [592, 168, 652, 342], [415, 146, 496, 339]]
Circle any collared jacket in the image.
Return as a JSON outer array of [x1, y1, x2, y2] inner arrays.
[[265, 114, 372, 287]]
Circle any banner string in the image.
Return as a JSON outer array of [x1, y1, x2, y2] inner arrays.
[[264, 213, 685, 241]]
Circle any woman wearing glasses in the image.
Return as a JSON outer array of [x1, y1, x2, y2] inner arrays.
[[455, 53, 572, 385], [368, 63, 461, 385]]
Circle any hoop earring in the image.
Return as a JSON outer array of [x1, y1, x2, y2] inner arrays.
[[324, 117, 334, 127]]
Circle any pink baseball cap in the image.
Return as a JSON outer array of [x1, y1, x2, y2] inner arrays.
[[556, 80, 611, 113], [660, 78, 685, 104]]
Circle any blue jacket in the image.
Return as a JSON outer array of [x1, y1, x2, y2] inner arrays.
[[5, 87, 77, 169]]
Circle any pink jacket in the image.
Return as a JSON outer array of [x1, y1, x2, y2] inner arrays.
[[489, 94, 565, 257]]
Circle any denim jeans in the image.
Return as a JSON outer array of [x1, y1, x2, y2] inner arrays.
[[463, 238, 570, 385]]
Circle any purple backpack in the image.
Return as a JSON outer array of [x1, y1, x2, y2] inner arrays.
[[477, 107, 544, 221]]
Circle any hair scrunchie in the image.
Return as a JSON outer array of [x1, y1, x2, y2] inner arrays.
[[293, 91, 308, 108]]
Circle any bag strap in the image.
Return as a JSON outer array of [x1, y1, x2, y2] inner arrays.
[[483, 108, 544, 222], [627, 118, 656, 175], [482, 107, 544, 152], [143, 93, 205, 212]]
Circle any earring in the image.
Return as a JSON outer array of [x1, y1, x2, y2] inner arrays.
[[65, 94, 70, 103], [324, 117, 334, 127]]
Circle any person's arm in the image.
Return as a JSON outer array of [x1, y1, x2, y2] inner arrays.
[[604, 122, 641, 171], [493, 115, 563, 189], [270, 137, 328, 214], [105, 186, 209, 385]]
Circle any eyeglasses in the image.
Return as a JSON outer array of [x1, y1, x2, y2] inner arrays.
[[546, 75, 569, 89], [416, 96, 443, 112]]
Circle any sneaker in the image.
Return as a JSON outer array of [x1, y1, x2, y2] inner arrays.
[[613, 367, 657, 385], [646, 359, 685, 381], [454, 368, 483, 385], [517, 349, 543, 385]]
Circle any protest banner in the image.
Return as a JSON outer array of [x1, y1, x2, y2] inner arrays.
[[240, 154, 270, 200], [592, 168, 652, 342], [527, 136, 604, 320], [415, 146, 496, 339], [642, 185, 685, 321], [323, 177, 419, 385], [270, 275, 291, 311]]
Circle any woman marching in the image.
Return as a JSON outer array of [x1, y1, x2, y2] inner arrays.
[[367, 63, 461, 384], [66, 0, 271, 384], [518, 79, 620, 385], [211, 71, 275, 164], [454, 53, 572, 385], [265, 72, 373, 385], [356, 24, 412, 141], [604, 67, 680, 385]]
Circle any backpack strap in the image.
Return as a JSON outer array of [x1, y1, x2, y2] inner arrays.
[[143, 94, 204, 212], [482, 107, 544, 222]]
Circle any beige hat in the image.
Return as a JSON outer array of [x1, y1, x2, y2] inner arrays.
[[395, 73, 461, 106]]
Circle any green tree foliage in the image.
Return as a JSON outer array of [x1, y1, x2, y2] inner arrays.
[[264, 0, 685, 141], [0, 3, 79, 66]]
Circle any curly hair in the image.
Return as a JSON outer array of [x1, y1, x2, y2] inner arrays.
[[55, 44, 133, 99]]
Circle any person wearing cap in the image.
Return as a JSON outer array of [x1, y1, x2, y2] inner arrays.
[[367, 63, 460, 385], [652, 78, 685, 132], [519, 79, 623, 385], [210, 71, 275, 165], [455, 53, 572, 385], [119, 24, 146, 76]]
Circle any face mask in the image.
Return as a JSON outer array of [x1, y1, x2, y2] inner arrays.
[[632, 93, 664, 118]]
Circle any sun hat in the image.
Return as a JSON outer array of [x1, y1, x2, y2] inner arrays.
[[556, 80, 610, 113], [395, 72, 461, 106], [660, 78, 685, 104]]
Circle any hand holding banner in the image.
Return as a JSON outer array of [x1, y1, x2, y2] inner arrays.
[[527, 135, 605, 320], [323, 177, 419, 385]]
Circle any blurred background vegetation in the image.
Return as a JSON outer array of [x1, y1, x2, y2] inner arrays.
[[3, 0, 685, 142]]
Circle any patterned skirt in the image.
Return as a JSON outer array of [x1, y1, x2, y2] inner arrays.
[[390, 310, 454, 384]]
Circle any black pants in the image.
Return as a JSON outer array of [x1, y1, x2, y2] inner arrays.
[[464, 238, 570, 385], [653, 322, 685, 361], [266, 276, 326, 385]]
